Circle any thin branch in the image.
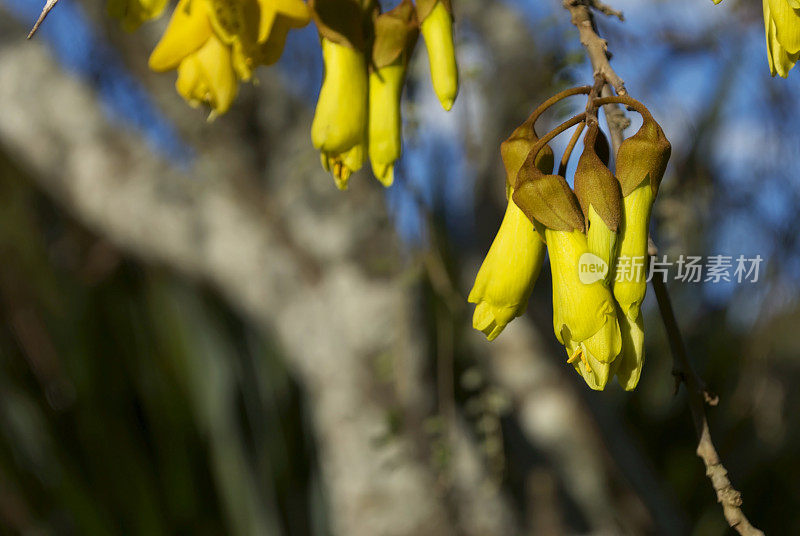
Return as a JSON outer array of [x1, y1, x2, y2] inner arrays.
[[562, 0, 627, 96], [591, 0, 624, 21], [27, 0, 61, 39], [561, 2, 764, 534], [651, 275, 763, 536], [558, 121, 585, 177], [562, 0, 630, 156]]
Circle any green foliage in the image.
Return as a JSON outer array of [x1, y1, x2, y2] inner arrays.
[[0, 156, 326, 535]]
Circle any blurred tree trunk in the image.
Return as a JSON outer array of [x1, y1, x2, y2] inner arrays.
[[0, 21, 524, 536]]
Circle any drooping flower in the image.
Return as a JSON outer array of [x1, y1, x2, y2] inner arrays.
[[308, 0, 371, 188], [546, 228, 622, 390], [418, 0, 458, 111], [468, 113, 554, 341], [368, 0, 419, 186], [513, 146, 622, 390], [469, 190, 547, 341], [762, 0, 800, 77], [611, 112, 671, 321], [149, 0, 309, 115], [715, 0, 800, 77], [311, 38, 368, 189]]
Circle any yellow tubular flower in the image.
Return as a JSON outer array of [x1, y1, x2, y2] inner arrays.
[[611, 309, 645, 391], [574, 124, 621, 286], [468, 121, 554, 341], [763, 0, 800, 77], [311, 38, 368, 189], [612, 113, 670, 322], [369, 61, 405, 186], [175, 36, 238, 114], [586, 205, 616, 284], [368, 0, 418, 187], [612, 182, 653, 321], [108, 0, 168, 31], [469, 189, 546, 341], [420, 1, 458, 111], [547, 228, 621, 390]]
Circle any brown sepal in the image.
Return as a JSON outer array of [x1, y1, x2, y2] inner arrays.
[[512, 167, 585, 233], [310, 0, 375, 50], [594, 127, 610, 167], [416, 0, 452, 23], [500, 117, 554, 189], [372, 0, 419, 68], [615, 114, 671, 197], [574, 123, 621, 231]]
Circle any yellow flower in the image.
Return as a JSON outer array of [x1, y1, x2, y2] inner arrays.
[[108, 0, 168, 31], [149, 0, 237, 114], [369, 61, 405, 186], [547, 229, 622, 390], [611, 309, 645, 391], [149, 0, 307, 114], [763, 0, 800, 77], [311, 38, 368, 189], [367, 0, 418, 187], [574, 124, 621, 287], [420, 1, 458, 111], [174, 36, 238, 114], [611, 114, 670, 321], [469, 188, 546, 341], [257, 0, 310, 44], [611, 182, 653, 320]]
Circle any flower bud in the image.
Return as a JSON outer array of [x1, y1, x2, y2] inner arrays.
[[311, 38, 368, 189], [612, 114, 670, 319], [419, 0, 458, 111]]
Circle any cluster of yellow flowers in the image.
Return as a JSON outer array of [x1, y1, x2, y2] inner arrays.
[[469, 89, 671, 391], [143, 0, 310, 115], [109, 0, 458, 188], [715, 0, 800, 77], [310, 0, 458, 189]]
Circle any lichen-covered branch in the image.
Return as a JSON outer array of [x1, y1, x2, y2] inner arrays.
[[562, 0, 629, 153]]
